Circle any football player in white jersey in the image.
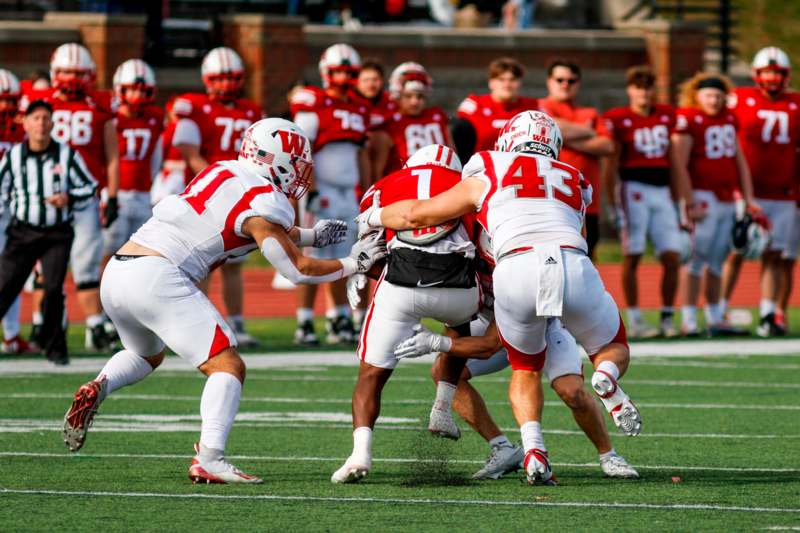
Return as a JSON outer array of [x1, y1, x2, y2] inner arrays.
[[62, 118, 385, 484], [359, 111, 640, 485]]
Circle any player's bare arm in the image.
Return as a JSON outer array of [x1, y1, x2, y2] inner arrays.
[[370, 130, 393, 178], [567, 134, 614, 157], [177, 143, 209, 175], [669, 132, 699, 220], [555, 119, 595, 141], [603, 141, 621, 208], [358, 145, 372, 190], [376, 177, 484, 230], [103, 119, 119, 197]]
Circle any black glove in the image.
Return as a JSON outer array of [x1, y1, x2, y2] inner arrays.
[[103, 197, 119, 228]]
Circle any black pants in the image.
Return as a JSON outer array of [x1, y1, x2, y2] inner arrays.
[[585, 213, 599, 260], [0, 221, 73, 362]]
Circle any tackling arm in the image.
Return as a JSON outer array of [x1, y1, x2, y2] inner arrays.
[[376, 177, 485, 230], [395, 320, 502, 360]]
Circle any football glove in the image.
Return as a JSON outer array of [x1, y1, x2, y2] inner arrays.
[[340, 230, 387, 277], [346, 273, 368, 309], [394, 324, 452, 359], [312, 219, 348, 248], [103, 197, 119, 228], [356, 190, 383, 239]]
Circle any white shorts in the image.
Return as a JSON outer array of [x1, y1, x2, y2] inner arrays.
[[688, 190, 735, 277], [305, 182, 358, 260], [466, 314, 583, 383], [783, 208, 800, 260], [101, 255, 237, 366], [620, 181, 681, 256], [103, 191, 152, 256], [358, 272, 479, 369], [493, 249, 623, 370], [757, 198, 796, 254], [70, 197, 103, 287]]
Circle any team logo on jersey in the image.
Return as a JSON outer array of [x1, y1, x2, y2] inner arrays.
[[273, 130, 306, 156]]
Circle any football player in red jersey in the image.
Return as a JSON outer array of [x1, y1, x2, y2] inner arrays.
[[350, 58, 396, 131], [172, 47, 264, 348], [150, 97, 190, 205], [721, 47, 800, 337], [0, 69, 32, 355], [104, 60, 164, 262], [289, 43, 371, 346], [671, 73, 759, 336], [602, 66, 684, 338], [539, 59, 615, 260], [39, 43, 120, 351]]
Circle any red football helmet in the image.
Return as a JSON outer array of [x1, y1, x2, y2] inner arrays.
[[202, 47, 245, 102], [113, 59, 156, 112], [50, 43, 96, 99], [752, 47, 791, 96], [0, 69, 20, 121]]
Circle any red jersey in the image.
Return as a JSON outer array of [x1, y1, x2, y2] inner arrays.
[[349, 89, 397, 130], [730, 87, 800, 200], [382, 107, 450, 174], [602, 104, 675, 186], [290, 86, 368, 151], [539, 98, 610, 215], [172, 93, 263, 164], [116, 105, 165, 193], [674, 107, 740, 201], [457, 93, 540, 153], [0, 119, 25, 159], [40, 90, 114, 188]]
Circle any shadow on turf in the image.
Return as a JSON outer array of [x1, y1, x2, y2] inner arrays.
[[399, 411, 474, 488]]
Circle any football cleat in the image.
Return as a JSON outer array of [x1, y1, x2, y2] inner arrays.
[[325, 315, 356, 344], [1, 335, 35, 354], [331, 457, 370, 484], [85, 324, 112, 351], [63, 376, 107, 452], [600, 453, 640, 479], [189, 443, 263, 484], [523, 448, 557, 486], [591, 370, 642, 436], [293, 320, 319, 346], [472, 443, 524, 480], [708, 321, 749, 338], [756, 313, 784, 338], [234, 330, 260, 349], [428, 406, 460, 440], [627, 320, 659, 340]]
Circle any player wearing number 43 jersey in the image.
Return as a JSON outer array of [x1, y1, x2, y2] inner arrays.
[[63, 118, 386, 484], [359, 111, 638, 486]]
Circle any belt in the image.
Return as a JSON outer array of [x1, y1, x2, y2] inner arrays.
[[497, 245, 585, 262], [113, 254, 146, 261]]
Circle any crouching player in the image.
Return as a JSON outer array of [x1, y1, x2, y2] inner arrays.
[[62, 118, 385, 484], [359, 111, 639, 485]]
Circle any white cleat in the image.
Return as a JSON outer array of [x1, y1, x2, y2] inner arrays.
[[234, 330, 260, 349], [628, 320, 660, 339], [600, 453, 640, 479], [523, 448, 557, 486], [331, 458, 370, 484], [428, 407, 460, 440], [472, 443, 524, 480], [591, 370, 642, 436], [188, 444, 263, 484], [63, 376, 108, 452]]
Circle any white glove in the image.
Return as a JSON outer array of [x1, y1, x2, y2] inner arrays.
[[312, 219, 348, 248], [346, 273, 368, 309], [394, 324, 452, 359], [340, 231, 387, 276], [356, 190, 383, 239]]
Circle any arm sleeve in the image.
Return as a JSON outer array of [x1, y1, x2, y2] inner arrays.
[[294, 111, 320, 144], [260, 237, 345, 285], [172, 118, 202, 147], [67, 149, 98, 200]]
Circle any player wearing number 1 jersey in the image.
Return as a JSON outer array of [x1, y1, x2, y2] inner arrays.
[[360, 111, 638, 486], [602, 66, 683, 339], [173, 47, 264, 347], [105, 59, 164, 260], [671, 73, 758, 336]]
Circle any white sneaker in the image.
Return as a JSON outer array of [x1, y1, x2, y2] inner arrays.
[[472, 443, 524, 480], [189, 444, 263, 484], [628, 320, 659, 339], [428, 407, 460, 440], [523, 448, 557, 486], [600, 453, 640, 479], [591, 370, 642, 436], [660, 318, 679, 338], [331, 457, 370, 484]]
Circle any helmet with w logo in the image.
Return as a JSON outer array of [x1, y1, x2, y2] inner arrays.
[[113, 59, 156, 111], [495, 110, 563, 159], [50, 43, 96, 99], [202, 47, 245, 102], [238, 118, 314, 199]]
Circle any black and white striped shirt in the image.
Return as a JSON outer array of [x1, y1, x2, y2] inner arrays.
[[0, 140, 97, 227]]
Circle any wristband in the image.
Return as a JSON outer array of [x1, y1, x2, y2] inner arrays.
[[339, 257, 357, 277], [297, 227, 315, 247]]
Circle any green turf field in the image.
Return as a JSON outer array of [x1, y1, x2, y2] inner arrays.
[[1, 320, 799, 532]]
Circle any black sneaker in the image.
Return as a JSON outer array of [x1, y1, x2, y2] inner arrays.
[[84, 324, 112, 351], [29, 324, 42, 351], [756, 313, 781, 338], [326, 316, 356, 344], [293, 320, 319, 346]]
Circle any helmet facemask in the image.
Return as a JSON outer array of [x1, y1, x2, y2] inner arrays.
[[204, 72, 245, 102]]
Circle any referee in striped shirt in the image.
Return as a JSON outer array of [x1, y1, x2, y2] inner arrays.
[[0, 100, 97, 365]]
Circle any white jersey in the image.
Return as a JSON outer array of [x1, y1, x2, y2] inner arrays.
[[132, 160, 295, 282], [464, 151, 591, 258]]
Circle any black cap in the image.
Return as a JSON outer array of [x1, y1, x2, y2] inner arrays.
[[24, 99, 53, 116]]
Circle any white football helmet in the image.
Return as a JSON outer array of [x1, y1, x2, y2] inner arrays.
[[732, 213, 771, 260], [389, 62, 432, 98], [404, 144, 462, 172], [752, 47, 791, 95], [0, 69, 20, 120], [319, 43, 361, 89], [202, 47, 245, 101], [50, 43, 96, 97], [238, 118, 314, 200], [113, 59, 156, 110], [495, 110, 563, 159]]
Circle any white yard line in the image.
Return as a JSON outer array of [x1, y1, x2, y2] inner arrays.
[[1, 488, 798, 514], [2, 451, 798, 473], [8, 392, 800, 411]]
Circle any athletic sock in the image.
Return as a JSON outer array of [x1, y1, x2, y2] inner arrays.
[[86, 314, 104, 328], [489, 435, 511, 448], [296, 307, 314, 324], [351, 426, 373, 466], [433, 381, 457, 412], [760, 299, 776, 318], [97, 350, 154, 395], [199, 372, 242, 453], [599, 448, 618, 461], [520, 421, 545, 453], [660, 307, 674, 321], [2, 295, 21, 339], [626, 307, 642, 324], [32, 311, 43, 326], [681, 305, 697, 329], [596, 360, 620, 381], [229, 314, 245, 333]]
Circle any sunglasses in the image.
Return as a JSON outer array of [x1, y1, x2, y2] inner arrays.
[[553, 77, 580, 85]]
